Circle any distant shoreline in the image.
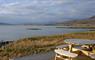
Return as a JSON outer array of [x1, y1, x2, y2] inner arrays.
[[56, 26, 95, 29]]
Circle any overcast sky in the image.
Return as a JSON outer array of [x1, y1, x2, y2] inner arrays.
[[0, 0, 95, 24]]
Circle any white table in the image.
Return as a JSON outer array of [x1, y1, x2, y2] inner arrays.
[[64, 39, 95, 59], [64, 39, 95, 45], [64, 39, 95, 51]]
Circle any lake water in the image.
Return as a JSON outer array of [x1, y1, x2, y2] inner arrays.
[[0, 25, 89, 41]]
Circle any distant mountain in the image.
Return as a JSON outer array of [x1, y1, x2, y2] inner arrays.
[[5, 16, 95, 26], [56, 16, 95, 26], [89, 16, 95, 20], [0, 22, 12, 25]]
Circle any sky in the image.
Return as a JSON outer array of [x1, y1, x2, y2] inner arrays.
[[0, 0, 95, 24]]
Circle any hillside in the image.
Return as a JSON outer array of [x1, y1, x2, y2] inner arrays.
[[0, 22, 12, 25], [57, 16, 95, 26]]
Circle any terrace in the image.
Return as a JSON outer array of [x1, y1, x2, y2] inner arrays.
[[54, 39, 95, 60]]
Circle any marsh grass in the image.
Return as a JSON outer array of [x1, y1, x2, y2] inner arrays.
[[0, 35, 65, 60]]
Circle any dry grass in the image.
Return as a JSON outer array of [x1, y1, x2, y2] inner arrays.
[[0, 35, 65, 60], [63, 31, 95, 40]]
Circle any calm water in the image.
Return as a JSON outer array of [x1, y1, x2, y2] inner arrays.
[[0, 25, 89, 41]]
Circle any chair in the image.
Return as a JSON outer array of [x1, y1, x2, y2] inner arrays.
[[88, 52, 95, 59], [54, 49, 78, 60]]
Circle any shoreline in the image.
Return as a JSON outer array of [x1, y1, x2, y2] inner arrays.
[[0, 41, 13, 47], [56, 26, 95, 29]]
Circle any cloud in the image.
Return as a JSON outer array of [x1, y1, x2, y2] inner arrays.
[[0, 0, 64, 20], [0, 0, 95, 23]]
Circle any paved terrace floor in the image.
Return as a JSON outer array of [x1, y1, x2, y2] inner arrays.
[[15, 52, 55, 60], [15, 51, 94, 60]]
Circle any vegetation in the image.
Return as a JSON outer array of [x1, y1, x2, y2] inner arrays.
[[0, 35, 65, 60], [0, 31, 95, 60], [63, 31, 95, 40]]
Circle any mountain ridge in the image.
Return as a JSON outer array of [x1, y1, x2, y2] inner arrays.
[[56, 16, 95, 26], [0, 22, 12, 25]]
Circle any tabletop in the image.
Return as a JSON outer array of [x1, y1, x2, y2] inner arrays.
[[64, 39, 95, 45]]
